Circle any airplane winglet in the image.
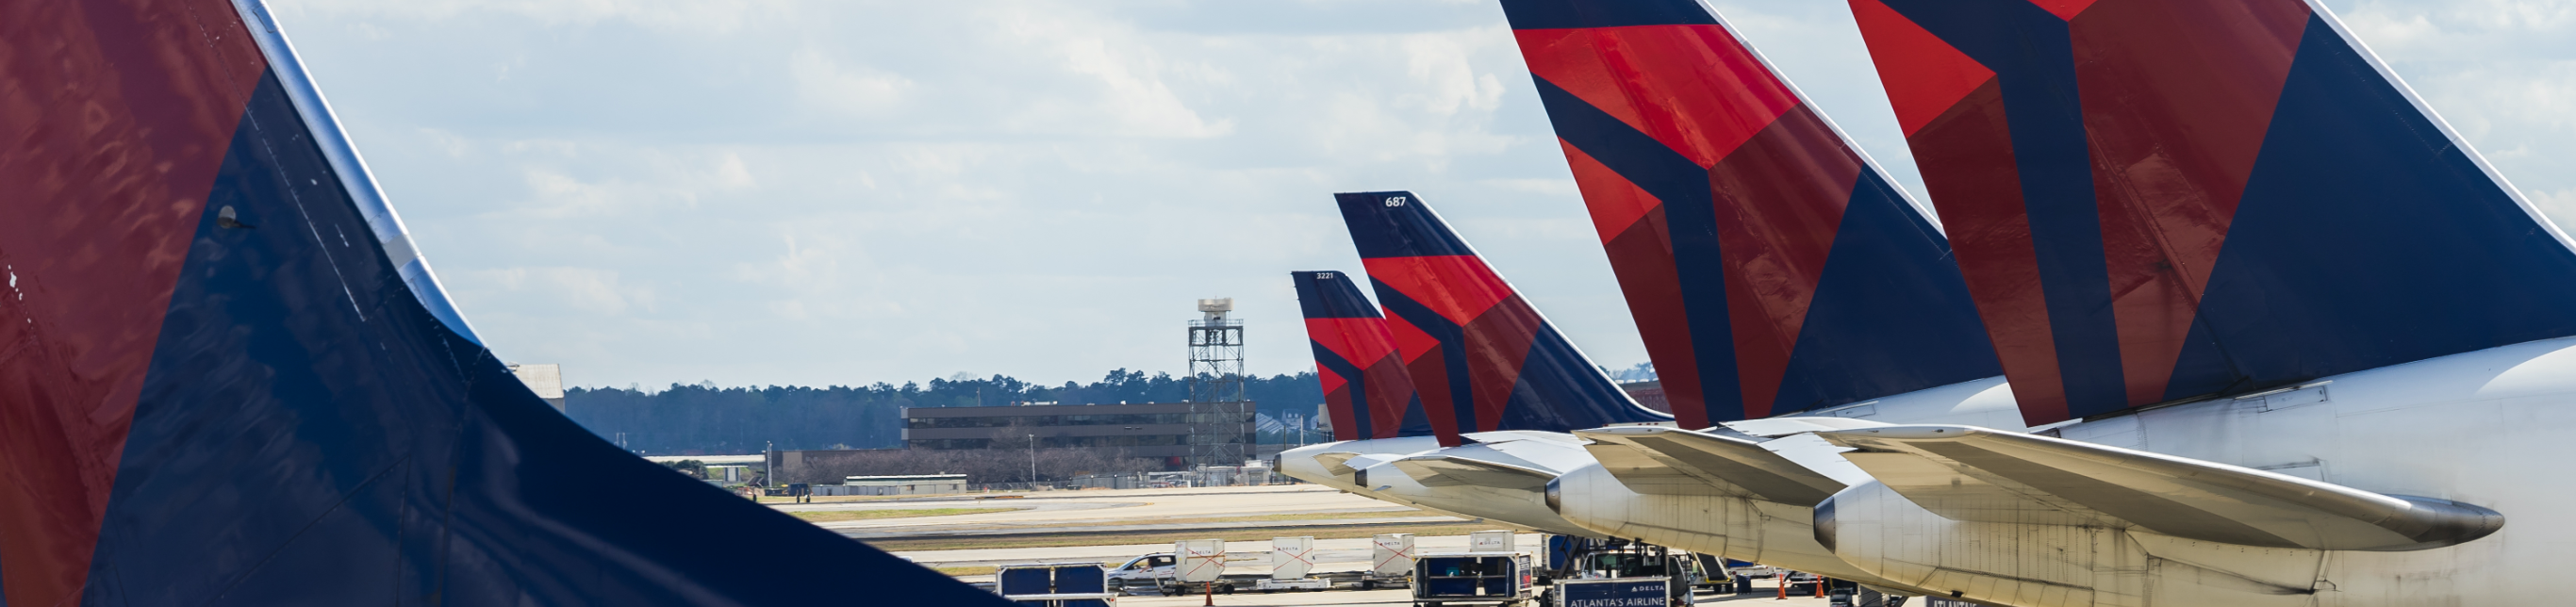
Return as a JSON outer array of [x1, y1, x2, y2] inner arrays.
[[1389, 455, 1554, 490], [1575, 426, 1844, 504], [1816, 425, 2503, 551]]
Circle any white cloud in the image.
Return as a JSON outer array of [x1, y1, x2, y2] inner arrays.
[[2529, 188, 2576, 224], [279, 0, 2576, 389], [989, 6, 1235, 139], [465, 267, 654, 317], [1487, 178, 1580, 197], [277, 0, 784, 33], [716, 153, 756, 189], [789, 50, 913, 117], [2454, 0, 2576, 30], [1398, 28, 1511, 116], [2340, 10, 2441, 50]]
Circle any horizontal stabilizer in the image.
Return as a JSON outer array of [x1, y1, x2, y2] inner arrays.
[[1723, 417, 1893, 438], [1315, 452, 1363, 476], [1817, 425, 2502, 551], [1390, 455, 1553, 490], [1576, 426, 1844, 504]]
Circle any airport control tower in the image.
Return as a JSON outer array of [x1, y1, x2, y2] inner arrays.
[[1187, 299, 1252, 469]]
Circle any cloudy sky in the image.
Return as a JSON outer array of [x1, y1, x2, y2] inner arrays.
[[270, 0, 2576, 390]]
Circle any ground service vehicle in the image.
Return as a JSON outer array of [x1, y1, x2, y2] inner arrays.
[[1551, 578, 1676, 607], [1415, 552, 1535, 606], [1103, 553, 1174, 593], [1541, 542, 1705, 607]]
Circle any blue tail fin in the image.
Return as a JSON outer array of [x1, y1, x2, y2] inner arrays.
[[1850, 0, 2576, 424], [1333, 191, 1671, 445], [1497, 0, 2002, 429], [1293, 271, 1437, 440], [0, 2, 1005, 604]]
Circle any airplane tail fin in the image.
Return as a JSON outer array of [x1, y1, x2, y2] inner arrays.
[[1498, 0, 2001, 429], [1293, 271, 1438, 441], [0, 1, 1003, 604], [1849, 0, 2576, 424], [1332, 191, 1670, 445]]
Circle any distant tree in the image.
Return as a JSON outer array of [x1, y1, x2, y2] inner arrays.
[[797, 447, 1160, 485], [562, 369, 1329, 455]]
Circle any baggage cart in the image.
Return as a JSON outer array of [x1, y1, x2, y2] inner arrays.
[[1255, 536, 1332, 592], [1366, 533, 1417, 589], [995, 563, 1116, 607], [1413, 551, 1533, 606]]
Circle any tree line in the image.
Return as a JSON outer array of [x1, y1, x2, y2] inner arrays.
[[565, 369, 1325, 455]]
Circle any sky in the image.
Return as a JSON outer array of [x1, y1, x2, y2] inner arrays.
[[269, 0, 2576, 390]]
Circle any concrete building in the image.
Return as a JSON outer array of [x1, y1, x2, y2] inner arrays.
[[837, 474, 967, 496], [900, 402, 1256, 465], [768, 449, 893, 484], [1618, 380, 1669, 414], [703, 465, 752, 484], [509, 363, 566, 412]]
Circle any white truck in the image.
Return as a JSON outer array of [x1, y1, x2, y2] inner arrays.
[[1104, 553, 1176, 594], [1105, 542, 1246, 596]]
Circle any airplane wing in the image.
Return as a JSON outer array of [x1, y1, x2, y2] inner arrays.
[[1575, 426, 1844, 505], [1816, 425, 2503, 550], [1390, 455, 1553, 490]]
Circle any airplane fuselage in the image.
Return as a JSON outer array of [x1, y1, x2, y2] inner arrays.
[[1819, 336, 2576, 607]]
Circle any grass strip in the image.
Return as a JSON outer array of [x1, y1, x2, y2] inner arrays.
[[932, 566, 996, 577], [790, 507, 1015, 523]]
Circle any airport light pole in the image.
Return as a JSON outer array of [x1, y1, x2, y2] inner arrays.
[[1027, 434, 1037, 487]]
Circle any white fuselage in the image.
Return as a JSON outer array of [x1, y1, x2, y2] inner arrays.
[[1549, 376, 2025, 593], [1820, 336, 2576, 607]]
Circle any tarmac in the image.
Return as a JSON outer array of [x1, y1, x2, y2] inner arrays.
[[781, 484, 1461, 540], [1109, 578, 1840, 606], [905, 533, 1544, 574], [801, 485, 1850, 605]]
